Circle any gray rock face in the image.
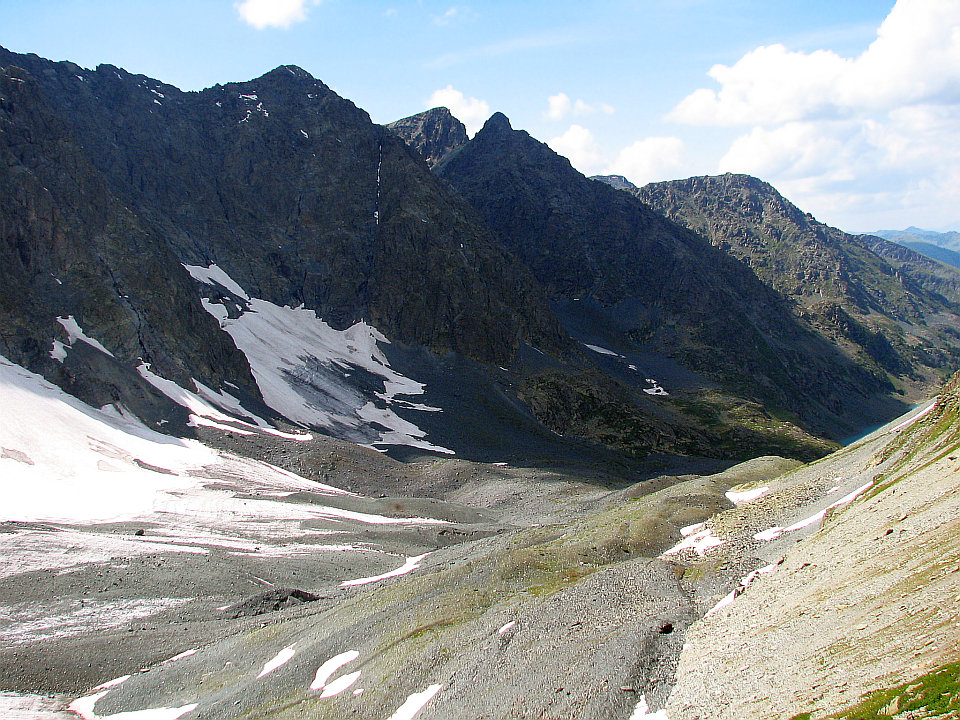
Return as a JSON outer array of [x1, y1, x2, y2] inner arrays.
[[591, 174, 638, 192], [0, 64, 261, 427], [386, 107, 468, 168]]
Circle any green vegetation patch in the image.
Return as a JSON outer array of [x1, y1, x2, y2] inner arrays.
[[790, 659, 960, 719]]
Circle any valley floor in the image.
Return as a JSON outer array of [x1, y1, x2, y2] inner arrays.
[[1, 356, 956, 719]]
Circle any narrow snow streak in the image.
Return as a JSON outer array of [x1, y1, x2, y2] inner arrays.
[[584, 343, 621, 357], [310, 650, 360, 690], [319, 671, 361, 698], [754, 482, 873, 542], [257, 644, 296, 678], [56, 316, 114, 357], [890, 401, 936, 433], [341, 553, 430, 587], [725, 486, 769, 505], [386, 684, 443, 720]]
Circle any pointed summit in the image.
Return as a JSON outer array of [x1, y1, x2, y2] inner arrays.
[[387, 106, 468, 168], [480, 111, 512, 134]]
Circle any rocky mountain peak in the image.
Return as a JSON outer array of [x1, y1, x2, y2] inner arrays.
[[386, 106, 468, 168], [481, 111, 513, 133]]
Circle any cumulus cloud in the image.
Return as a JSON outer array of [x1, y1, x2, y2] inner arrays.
[[546, 93, 572, 120], [607, 136, 688, 186], [427, 86, 490, 136], [547, 125, 605, 173], [719, 108, 960, 230], [545, 92, 614, 120], [668, 0, 960, 230], [669, 0, 960, 126], [236, 0, 317, 29]]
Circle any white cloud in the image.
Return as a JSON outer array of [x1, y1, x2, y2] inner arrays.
[[546, 93, 572, 120], [547, 125, 605, 173], [669, 0, 960, 126], [427, 86, 490, 136], [545, 92, 614, 120], [235, 0, 317, 29], [607, 136, 688, 186], [719, 108, 960, 230], [667, 0, 960, 230]]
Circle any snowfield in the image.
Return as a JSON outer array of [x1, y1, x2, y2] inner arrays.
[[183, 263, 454, 455]]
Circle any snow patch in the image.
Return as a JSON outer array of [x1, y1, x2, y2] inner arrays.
[[310, 650, 360, 691], [341, 553, 430, 587], [629, 694, 669, 719], [257, 644, 296, 678], [185, 264, 451, 453], [386, 684, 443, 720], [725, 486, 769, 505], [50, 340, 68, 362], [69, 692, 197, 720], [56, 316, 114, 356], [662, 528, 724, 557], [319, 671, 361, 698], [754, 482, 873, 542], [642, 378, 668, 396]]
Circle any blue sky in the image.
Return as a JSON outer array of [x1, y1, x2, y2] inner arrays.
[[1, 0, 958, 233]]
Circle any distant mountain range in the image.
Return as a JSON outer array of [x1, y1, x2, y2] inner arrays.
[[872, 226, 960, 250], [869, 227, 960, 270]]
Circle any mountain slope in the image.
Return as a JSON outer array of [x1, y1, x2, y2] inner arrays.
[[872, 226, 960, 252], [432, 113, 903, 443], [663, 372, 960, 719], [637, 173, 960, 395], [888, 239, 960, 270]]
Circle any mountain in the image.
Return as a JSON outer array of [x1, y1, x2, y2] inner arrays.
[[872, 226, 960, 251], [387, 107, 468, 168], [636, 174, 960, 394], [0, 47, 851, 464], [591, 174, 639, 192], [4, 48, 632, 465], [429, 112, 905, 447], [870, 237, 960, 271]]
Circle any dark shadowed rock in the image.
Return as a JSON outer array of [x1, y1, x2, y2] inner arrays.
[[222, 588, 323, 618]]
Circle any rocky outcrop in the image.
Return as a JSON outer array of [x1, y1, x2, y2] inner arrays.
[[591, 174, 639, 192], [386, 107, 468, 168], [0, 64, 260, 425]]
